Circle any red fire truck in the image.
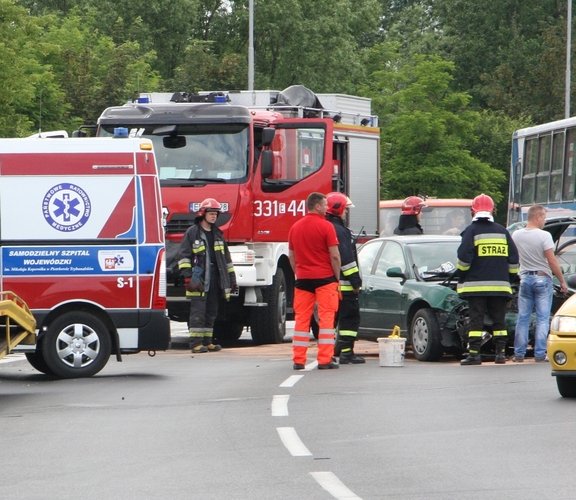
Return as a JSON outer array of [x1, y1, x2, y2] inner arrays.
[[90, 86, 380, 344]]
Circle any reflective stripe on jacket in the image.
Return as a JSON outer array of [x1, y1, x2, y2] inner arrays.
[[177, 222, 237, 298], [326, 214, 362, 293], [456, 219, 519, 297]]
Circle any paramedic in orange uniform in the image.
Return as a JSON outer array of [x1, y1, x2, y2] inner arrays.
[[288, 192, 341, 370]]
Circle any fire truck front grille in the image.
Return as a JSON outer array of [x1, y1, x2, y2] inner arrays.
[[166, 214, 195, 234]]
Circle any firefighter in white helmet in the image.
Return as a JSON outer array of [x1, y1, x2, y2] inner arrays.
[[326, 192, 365, 364], [177, 198, 238, 353]]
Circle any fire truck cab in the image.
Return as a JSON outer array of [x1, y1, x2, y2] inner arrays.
[[92, 86, 380, 344]]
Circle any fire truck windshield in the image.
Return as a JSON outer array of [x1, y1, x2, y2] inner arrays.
[[99, 124, 249, 183]]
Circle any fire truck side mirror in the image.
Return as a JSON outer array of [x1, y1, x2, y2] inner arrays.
[[261, 127, 275, 146], [261, 150, 274, 178]]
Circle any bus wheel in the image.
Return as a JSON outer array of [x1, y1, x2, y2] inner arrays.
[[43, 312, 112, 378], [251, 268, 287, 344]]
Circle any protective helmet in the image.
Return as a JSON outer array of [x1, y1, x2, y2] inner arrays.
[[326, 192, 350, 217], [471, 194, 494, 214], [197, 197, 222, 217], [401, 196, 426, 215]]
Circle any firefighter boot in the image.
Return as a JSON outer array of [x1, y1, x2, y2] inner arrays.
[[339, 340, 365, 364], [494, 341, 507, 364], [190, 339, 208, 354], [203, 335, 222, 352], [460, 349, 482, 366]]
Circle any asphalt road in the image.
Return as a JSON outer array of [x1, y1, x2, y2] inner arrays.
[[1, 324, 574, 500]]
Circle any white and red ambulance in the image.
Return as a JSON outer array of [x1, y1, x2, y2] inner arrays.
[[0, 137, 170, 378]]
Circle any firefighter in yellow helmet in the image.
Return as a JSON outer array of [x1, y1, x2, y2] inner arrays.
[[456, 194, 519, 365], [326, 192, 365, 364], [177, 198, 238, 353]]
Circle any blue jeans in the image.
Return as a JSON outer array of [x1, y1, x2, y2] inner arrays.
[[514, 274, 553, 359]]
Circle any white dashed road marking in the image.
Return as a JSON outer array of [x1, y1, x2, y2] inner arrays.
[[276, 426, 312, 456], [279, 374, 304, 387], [271, 394, 289, 416], [310, 471, 362, 500]]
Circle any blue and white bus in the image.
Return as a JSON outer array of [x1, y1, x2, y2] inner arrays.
[[509, 117, 576, 225]]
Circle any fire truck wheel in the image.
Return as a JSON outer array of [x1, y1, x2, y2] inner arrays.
[[25, 336, 55, 376], [213, 321, 244, 344], [251, 268, 287, 344], [410, 308, 443, 361], [42, 312, 112, 378]]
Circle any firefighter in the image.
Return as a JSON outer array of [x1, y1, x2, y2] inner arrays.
[[393, 196, 426, 235], [325, 192, 365, 364], [456, 194, 519, 365], [177, 198, 238, 353]]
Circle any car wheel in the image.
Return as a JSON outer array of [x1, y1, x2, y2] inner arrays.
[[556, 376, 576, 398], [43, 312, 112, 378], [410, 308, 443, 361]]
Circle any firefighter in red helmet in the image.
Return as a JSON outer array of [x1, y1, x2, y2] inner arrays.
[[393, 196, 426, 235], [326, 192, 365, 364], [456, 194, 519, 365], [177, 198, 238, 353]]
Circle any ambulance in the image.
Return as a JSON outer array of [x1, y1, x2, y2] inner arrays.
[[0, 137, 170, 378]]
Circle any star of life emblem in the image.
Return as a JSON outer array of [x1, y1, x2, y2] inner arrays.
[[43, 183, 91, 232]]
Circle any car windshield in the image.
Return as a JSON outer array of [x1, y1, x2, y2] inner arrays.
[[407, 240, 460, 277]]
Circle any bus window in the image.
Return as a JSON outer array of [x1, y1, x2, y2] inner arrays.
[[550, 131, 564, 202], [563, 127, 576, 200], [535, 134, 551, 203], [521, 137, 538, 204]]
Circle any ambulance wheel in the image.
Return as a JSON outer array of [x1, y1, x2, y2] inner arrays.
[[251, 268, 287, 344], [25, 336, 55, 376], [43, 312, 112, 378], [410, 308, 443, 361]]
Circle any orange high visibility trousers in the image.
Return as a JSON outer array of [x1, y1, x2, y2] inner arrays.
[[292, 282, 339, 365]]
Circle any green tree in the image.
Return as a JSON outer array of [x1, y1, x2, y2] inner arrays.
[[0, 1, 71, 136], [234, 0, 382, 92], [363, 48, 505, 203], [39, 13, 160, 123], [435, 0, 567, 122]]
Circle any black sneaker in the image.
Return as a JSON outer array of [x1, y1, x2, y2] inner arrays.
[[293, 363, 305, 370], [511, 356, 524, 363], [339, 354, 366, 364], [318, 361, 339, 370], [460, 355, 482, 366]]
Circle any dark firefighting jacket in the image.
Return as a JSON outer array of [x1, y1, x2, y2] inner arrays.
[[177, 222, 237, 298], [326, 214, 362, 293], [456, 218, 519, 297]]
